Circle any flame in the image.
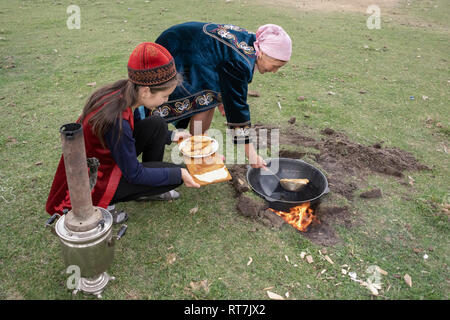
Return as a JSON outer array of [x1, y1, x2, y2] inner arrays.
[[269, 202, 318, 232]]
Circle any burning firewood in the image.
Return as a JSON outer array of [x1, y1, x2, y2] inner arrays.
[[269, 202, 316, 232]]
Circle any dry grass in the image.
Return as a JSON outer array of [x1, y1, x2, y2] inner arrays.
[[255, 0, 402, 13]]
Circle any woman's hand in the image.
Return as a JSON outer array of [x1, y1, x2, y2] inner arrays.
[[249, 153, 267, 169], [245, 143, 267, 169], [181, 168, 201, 188], [172, 130, 191, 142]]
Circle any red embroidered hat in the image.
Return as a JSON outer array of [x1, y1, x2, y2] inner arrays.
[[127, 42, 177, 86]]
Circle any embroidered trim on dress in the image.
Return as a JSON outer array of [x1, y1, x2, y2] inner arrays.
[[227, 124, 252, 144], [203, 23, 256, 69], [150, 90, 221, 122], [227, 123, 252, 144]]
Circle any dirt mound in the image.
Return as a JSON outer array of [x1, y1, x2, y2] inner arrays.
[[360, 188, 383, 199], [315, 129, 429, 199], [279, 149, 306, 159], [302, 206, 357, 247], [228, 165, 251, 194], [317, 129, 429, 178], [267, 126, 429, 200], [236, 195, 288, 230]]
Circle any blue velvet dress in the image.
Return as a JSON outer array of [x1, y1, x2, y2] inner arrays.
[[134, 22, 257, 144]]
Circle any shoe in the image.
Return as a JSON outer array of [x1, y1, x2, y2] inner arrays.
[[136, 190, 180, 201], [108, 207, 129, 224]]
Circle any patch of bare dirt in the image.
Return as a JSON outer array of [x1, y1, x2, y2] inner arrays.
[[236, 194, 287, 229], [301, 220, 340, 247], [229, 125, 430, 246], [255, 0, 401, 14], [228, 165, 251, 194], [360, 188, 383, 199], [278, 149, 306, 159], [254, 0, 449, 32], [299, 205, 356, 246]]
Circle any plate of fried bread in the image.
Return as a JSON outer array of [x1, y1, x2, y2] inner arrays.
[[179, 135, 219, 158]]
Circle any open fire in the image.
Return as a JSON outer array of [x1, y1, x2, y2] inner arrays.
[[269, 202, 318, 232]]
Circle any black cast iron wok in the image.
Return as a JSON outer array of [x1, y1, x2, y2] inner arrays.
[[246, 158, 330, 208]]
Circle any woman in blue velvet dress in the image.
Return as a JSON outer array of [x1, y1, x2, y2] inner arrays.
[[135, 22, 292, 168]]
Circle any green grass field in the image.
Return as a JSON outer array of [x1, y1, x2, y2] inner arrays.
[[0, 0, 448, 300]]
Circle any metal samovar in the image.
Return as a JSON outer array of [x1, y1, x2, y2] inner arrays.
[[46, 123, 127, 298]]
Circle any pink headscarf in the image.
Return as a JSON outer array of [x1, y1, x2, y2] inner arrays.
[[254, 24, 292, 62]]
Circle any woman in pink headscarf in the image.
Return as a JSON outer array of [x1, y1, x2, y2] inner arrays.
[[135, 22, 292, 168], [252, 24, 292, 74]]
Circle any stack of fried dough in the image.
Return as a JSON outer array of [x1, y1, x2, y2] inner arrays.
[[181, 136, 213, 157]]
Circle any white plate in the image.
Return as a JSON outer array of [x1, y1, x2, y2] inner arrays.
[[179, 136, 219, 158]]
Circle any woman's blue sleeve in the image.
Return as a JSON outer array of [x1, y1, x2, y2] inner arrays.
[[218, 59, 252, 144]]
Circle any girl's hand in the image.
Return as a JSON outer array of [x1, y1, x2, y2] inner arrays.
[[181, 168, 201, 188], [172, 130, 191, 142]]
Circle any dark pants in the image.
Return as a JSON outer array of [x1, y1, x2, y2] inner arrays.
[[110, 116, 183, 204], [174, 116, 191, 129]]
